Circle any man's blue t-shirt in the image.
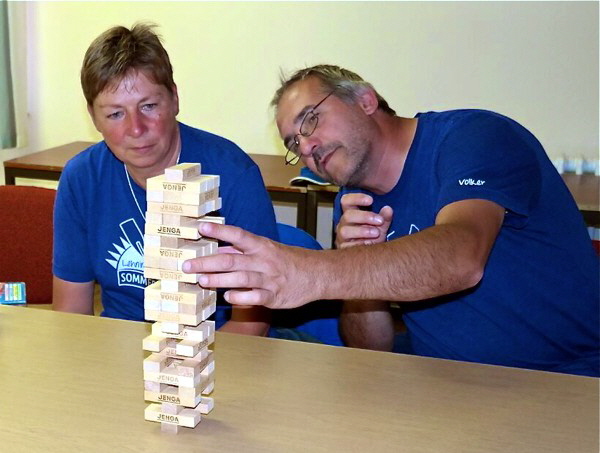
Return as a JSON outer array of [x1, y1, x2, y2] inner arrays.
[[54, 122, 278, 321], [334, 110, 599, 376]]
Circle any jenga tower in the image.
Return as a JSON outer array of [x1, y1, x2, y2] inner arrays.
[[141, 163, 221, 433]]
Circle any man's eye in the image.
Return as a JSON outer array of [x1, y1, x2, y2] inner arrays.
[[142, 103, 157, 111], [107, 111, 123, 119]]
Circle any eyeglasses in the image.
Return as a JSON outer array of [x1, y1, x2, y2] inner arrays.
[[284, 90, 336, 166]]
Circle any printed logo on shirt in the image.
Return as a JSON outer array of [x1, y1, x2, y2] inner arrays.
[[458, 178, 485, 186], [106, 218, 147, 289], [408, 224, 420, 235]]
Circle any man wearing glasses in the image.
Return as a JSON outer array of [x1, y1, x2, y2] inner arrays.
[[184, 64, 599, 377]]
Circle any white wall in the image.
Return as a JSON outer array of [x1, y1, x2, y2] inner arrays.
[[2, 1, 598, 184]]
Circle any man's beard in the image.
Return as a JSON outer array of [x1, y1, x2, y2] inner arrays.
[[313, 140, 371, 187]]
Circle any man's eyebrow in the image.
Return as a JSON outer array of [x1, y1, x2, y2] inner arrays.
[[293, 104, 314, 126], [282, 104, 314, 145]]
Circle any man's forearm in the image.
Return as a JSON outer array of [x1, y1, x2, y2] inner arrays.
[[309, 223, 487, 303], [340, 299, 394, 351]]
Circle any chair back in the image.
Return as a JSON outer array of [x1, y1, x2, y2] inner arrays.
[[273, 223, 343, 346], [0, 185, 56, 304], [276, 222, 322, 251]]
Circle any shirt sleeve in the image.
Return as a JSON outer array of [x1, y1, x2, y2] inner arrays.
[[53, 163, 95, 282], [434, 113, 541, 229]]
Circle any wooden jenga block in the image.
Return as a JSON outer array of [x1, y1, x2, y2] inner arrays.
[[152, 320, 215, 341], [144, 298, 161, 311], [144, 361, 207, 388], [146, 211, 164, 225], [161, 423, 179, 434], [144, 380, 165, 393], [146, 188, 219, 206], [146, 336, 214, 366], [144, 268, 197, 284], [142, 335, 174, 352], [175, 339, 203, 358], [179, 372, 214, 404], [145, 218, 202, 240], [159, 322, 183, 334], [143, 353, 174, 373], [197, 365, 215, 396], [144, 234, 192, 249], [196, 397, 214, 414], [161, 290, 216, 308], [160, 279, 183, 293], [163, 163, 201, 182], [145, 383, 200, 408], [201, 215, 225, 225], [146, 291, 216, 314], [147, 174, 219, 194], [176, 350, 214, 374], [146, 281, 215, 305], [145, 240, 218, 260], [147, 198, 222, 217], [145, 213, 201, 227], [145, 404, 201, 428], [143, 163, 219, 432], [144, 303, 216, 326]]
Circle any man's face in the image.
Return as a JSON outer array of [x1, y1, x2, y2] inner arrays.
[[88, 70, 180, 175], [276, 77, 373, 187]]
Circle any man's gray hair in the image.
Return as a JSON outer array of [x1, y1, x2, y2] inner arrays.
[[271, 64, 396, 115]]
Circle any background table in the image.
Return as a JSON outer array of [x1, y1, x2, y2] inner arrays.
[[3, 142, 311, 233], [0, 305, 598, 452], [4, 142, 599, 232]]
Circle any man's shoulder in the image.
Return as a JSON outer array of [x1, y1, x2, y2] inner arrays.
[[417, 109, 506, 124]]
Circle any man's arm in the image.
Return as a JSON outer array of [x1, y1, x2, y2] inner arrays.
[[336, 194, 395, 350], [219, 306, 271, 336], [183, 198, 505, 309], [340, 299, 394, 351], [52, 276, 95, 315]]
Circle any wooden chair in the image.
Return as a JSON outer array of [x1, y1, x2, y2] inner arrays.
[[0, 185, 56, 304]]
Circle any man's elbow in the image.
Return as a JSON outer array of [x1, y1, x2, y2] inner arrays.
[[455, 258, 486, 292]]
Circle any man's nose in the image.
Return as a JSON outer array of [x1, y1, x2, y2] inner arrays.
[[297, 134, 319, 158]]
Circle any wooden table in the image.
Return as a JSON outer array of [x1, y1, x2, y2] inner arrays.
[[562, 173, 600, 225], [4, 142, 600, 231], [0, 305, 597, 452], [3, 142, 311, 233]]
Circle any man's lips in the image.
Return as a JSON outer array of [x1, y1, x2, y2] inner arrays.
[[315, 146, 338, 171]]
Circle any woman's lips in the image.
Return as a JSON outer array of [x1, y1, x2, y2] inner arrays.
[[131, 144, 154, 153]]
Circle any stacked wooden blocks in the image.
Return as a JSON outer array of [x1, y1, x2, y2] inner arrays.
[[142, 163, 221, 433]]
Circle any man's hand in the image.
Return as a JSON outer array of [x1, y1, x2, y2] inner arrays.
[[336, 193, 393, 249], [182, 222, 317, 309]]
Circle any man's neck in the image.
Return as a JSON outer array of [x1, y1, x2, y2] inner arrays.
[[362, 115, 418, 194]]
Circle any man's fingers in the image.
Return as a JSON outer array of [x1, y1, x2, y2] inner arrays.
[[223, 288, 274, 307], [340, 193, 373, 211], [198, 270, 265, 291], [337, 224, 382, 243], [379, 205, 394, 224], [183, 249, 246, 274], [197, 222, 258, 252], [217, 245, 243, 255], [339, 239, 372, 249]]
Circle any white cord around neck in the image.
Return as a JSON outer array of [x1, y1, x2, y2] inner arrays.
[[125, 163, 146, 221], [123, 151, 181, 222]]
